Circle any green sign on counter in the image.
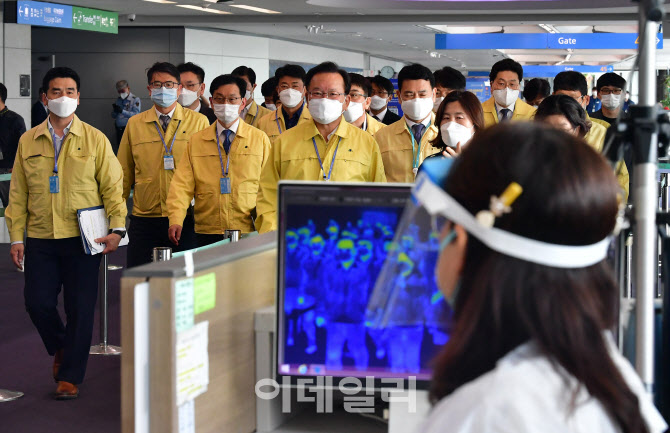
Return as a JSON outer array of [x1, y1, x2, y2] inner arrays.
[[71, 6, 118, 34]]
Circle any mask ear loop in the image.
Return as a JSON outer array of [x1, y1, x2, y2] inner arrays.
[[439, 230, 458, 252]]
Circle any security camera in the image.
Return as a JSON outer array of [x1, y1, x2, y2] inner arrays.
[[128, 14, 136, 22]]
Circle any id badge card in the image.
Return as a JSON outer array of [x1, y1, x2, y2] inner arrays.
[[163, 155, 175, 170], [49, 175, 60, 193], [220, 177, 231, 194]]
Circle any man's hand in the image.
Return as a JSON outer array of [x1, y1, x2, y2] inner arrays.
[[94, 233, 122, 255], [10, 243, 24, 270], [168, 225, 182, 246], [112, 104, 122, 114]]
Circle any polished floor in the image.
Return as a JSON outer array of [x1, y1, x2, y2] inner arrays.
[[0, 243, 125, 433]]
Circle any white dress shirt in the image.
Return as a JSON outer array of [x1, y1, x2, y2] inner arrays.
[[373, 107, 388, 123], [495, 100, 516, 122], [216, 118, 240, 144]]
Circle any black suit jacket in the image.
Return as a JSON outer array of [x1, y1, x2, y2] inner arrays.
[[31, 100, 48, 128], [0, 108, 27, 169], [199, 105, 217, 125], [379, 109, 401, 125]]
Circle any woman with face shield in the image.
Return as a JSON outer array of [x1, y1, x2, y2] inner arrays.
[[412, 123, 667, 433]]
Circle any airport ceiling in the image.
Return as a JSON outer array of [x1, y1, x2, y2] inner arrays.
[[56, 0, 670, 71]]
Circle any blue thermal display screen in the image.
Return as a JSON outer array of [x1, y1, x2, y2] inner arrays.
[[278, 185, 451, 381]]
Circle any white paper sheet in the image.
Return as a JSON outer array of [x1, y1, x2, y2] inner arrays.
[[78, 207, 129, 254], [175, 278, 194, 333], [178, 400, 195, 433], [176, 320, 209, 405]]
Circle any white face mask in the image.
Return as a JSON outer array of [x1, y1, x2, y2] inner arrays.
[[245, 90, 252, 102], [343, 101, 365, 123], [119, 92, 129, 99], [308, 98, 343, 125], [433, 97, 445, 112], [601, 94, 622, 110], [266, 103, 277, 111], [401, 97, 434, 121], [279, 88, 303, 108], [492, 88, 519, 108], [178, 88, 199, 107], [592, 92, 598, 98], [440, 121, 474, 148], [213, 103, 241, 124], [47, 96, 78, 118], [370, 95, 388, 111]]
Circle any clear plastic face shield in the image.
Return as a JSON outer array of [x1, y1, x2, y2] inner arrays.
[[366, 158, 612, 330]]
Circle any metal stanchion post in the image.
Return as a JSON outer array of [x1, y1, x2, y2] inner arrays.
[[90, 254, 121, 355], [0, 389, 23, 402], [225, 230, 241, 243]]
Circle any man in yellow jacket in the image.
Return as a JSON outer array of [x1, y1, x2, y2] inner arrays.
[[256, 64, 312, 144], [6, 67, 126, 399], [552, 71, 629, 201], [117, 62, 209, 267], [482, 59, 536, 128], [231, 66, 272, 129], [167, 75, 271, 247], [256, 62, 387, 233], [344, 73, 385, 136], [374, 63, 440, 183]]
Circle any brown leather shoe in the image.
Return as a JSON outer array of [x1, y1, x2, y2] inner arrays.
[[54, 381, 78, 400], [52, 349, 64, 382]]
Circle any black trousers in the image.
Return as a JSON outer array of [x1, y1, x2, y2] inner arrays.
[[196, 233, 227, 248], [127, 214, 196, 268], [24, 237, 102, 385], [114, 126, 125, 154]]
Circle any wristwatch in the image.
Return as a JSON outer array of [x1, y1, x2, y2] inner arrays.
[[109, 229, 127, 239]]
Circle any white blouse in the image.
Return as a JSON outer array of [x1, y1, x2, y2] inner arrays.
[[420, 335, 667, 433]]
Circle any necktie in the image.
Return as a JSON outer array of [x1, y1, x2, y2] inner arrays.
[[222, 130, 232, 154], [160, 114, 170, 131], [411, 123, 425, 145], [500, 108, 512, 122], [373, 115, 380, 121]]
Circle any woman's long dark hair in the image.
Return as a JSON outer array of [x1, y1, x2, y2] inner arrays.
[[535, 94, 592, 137], [430, 90, 485, 150], [430, 123, 649, 433]]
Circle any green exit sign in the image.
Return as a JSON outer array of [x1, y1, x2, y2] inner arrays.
[[71, 6, 118, 34]]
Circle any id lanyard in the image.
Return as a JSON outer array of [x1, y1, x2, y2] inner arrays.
[[407, 120, 431, 175], [275, 115, 283, 134], [216, 131, 232, 194], [154, 120, 182, 170], [312, 136, 341, 182], [49, 130, 67, 193], [250, 104, 259, 126]]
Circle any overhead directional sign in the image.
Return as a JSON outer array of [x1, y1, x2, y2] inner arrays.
[[468, 64, 614, 78], [436, 33, 663, 50], [16, 1, 118, 34]]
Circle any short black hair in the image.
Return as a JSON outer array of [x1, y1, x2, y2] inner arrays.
[[349, 73, 371, 96], [147, 62, 180, 84], [553, 71, 587, 97], [370, 75, 394, 95], [0, 83, 6, 103], [209, 74, 247, 99], [596, 73, 626, 91], [305, 61, 351, 94], [398, 63, 435, 92], [434, 67, 466, 91], [535, 94, 591, 137], [489, 58, 523, 83], [177, 62, 205, 84], [275, 64, 306, 84], [42, 67, 81, 94], [523, 78, 551, 102], [260, 77, 277, 97], [231, 66, 257, 86]]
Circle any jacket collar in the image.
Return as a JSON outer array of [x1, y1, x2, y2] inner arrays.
[[35, 114, 83, 142], [202, 117, 250, 142], [145, 103, 185, 123], [302, 116, 351, 141], [393, 112, 436, 135]]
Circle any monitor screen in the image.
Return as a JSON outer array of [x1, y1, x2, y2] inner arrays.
[[276, 182, 451, 387]]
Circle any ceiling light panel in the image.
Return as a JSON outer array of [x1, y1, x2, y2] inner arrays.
[[176, 5, 231, 14], [229, 5, 281, 14]]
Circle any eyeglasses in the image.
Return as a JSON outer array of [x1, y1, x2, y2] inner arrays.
[[150, 81, 179, 89], [370, 90, 389, 97], [495, 80, 520, 90], [183, 82, 202, 90], [309, 91, 346, 99], [348, 92, 367, 99], [600, 88, 623, 95], [212, 96, 242, 104]]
